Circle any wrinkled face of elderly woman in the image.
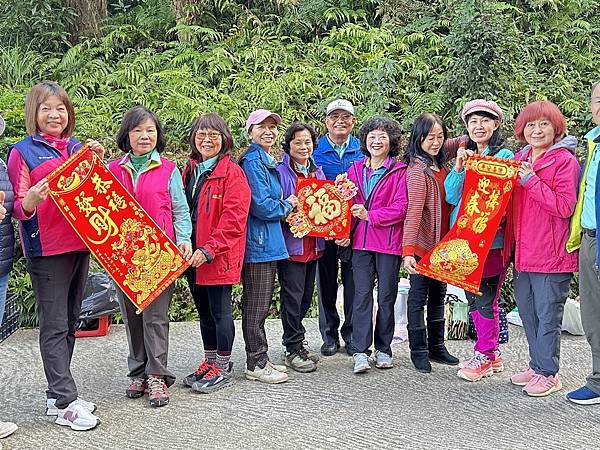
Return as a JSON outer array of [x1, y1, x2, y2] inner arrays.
[[523, 118, 555, 152], [128, 118, 158, 156], [250, 117, 278, 151], [195, 128, 222, 161]]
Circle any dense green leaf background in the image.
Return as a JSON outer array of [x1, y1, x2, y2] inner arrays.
[[0, 0, 596, 325]]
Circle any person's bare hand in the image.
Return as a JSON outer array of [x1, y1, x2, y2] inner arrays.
[[189, 249, 208, 267], [335, 238, 351, 247], [23, 178, 50, 214], [350, 204, 368, 221], [86, 139, 105, 160], [518, 162, 534, 180], [178, 242, 193, 261], [286, 194, 298, 208], [403, 256, 418, 275]]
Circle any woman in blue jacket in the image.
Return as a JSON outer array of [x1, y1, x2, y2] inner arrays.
[[239, 109, 297, 385], [444, 99, 513, 382]]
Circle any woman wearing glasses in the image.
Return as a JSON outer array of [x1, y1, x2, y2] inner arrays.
[[181, 112, 251, 393]]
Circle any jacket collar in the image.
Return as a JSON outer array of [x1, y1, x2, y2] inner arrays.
[[118, 149, 161, 169]]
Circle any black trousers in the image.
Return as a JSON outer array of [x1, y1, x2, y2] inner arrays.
[[317, 240, 354, 347], [28, 251, 90, 409], [351, 250, 400, 355], [278, 259, 317, 353], [407, 271, 446, 331], [187, 274, 235, 354]]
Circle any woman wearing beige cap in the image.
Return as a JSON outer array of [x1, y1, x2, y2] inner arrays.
[[238, 109, 298, 384], [444, 99, 514, 382]]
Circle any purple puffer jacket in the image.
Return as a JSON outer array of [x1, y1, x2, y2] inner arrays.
[[277, 154, 326, 256], [347, 156, 408, 255]]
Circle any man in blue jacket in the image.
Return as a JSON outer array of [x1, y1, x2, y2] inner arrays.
[[313, 100, 362, 356], [566, 81, 600, 405]]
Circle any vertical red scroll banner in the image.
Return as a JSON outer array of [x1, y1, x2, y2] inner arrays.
[[416, 154, 521, 294], [47, 147, 189, 312]]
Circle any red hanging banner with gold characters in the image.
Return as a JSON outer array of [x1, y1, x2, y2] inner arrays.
[[286, 174, 357, 239], [417, 155, 520, 294], [47, 147, 189, 312]]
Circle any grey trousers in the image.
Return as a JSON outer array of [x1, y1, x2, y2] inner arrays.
[[28, 251, 90, 409], [579, 233, 600, 394], [514, 270, 571, 377], [117, 283, 176, 387]]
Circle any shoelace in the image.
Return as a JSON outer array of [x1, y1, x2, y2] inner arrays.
[[465, 354, 487, 369], [130, 378, 146, 389], [147, 377, 166, 396], [202, 366, 222, 380], [194, 359, 211, 375], [297, 348, 311, 361], [528, 374, 546, 387]]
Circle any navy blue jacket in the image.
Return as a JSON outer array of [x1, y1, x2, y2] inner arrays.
[[0, 159, 14, 276], [313, 135, 362, 181], [239, 143, 292, 263]]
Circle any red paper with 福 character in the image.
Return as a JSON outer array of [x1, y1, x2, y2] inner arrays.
[[46, 147, 189, 312], [286, 174, 357, 239], [416, 154, 520, 294]]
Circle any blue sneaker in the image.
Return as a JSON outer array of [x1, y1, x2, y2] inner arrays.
[[566, 386, 600, 405], [353, 353, 371, 374]]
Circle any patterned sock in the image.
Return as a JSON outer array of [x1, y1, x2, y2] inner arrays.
[[205, 349, 217, 365], [215, 352, 231, 371]]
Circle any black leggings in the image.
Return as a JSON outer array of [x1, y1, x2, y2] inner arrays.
[[187, 275, 235, 354]]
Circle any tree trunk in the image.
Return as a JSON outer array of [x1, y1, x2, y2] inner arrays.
[[65, 0, 108, 41], [170, 0, 204, 42]]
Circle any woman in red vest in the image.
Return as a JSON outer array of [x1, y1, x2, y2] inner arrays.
[[181, 113, 251, 393], [109, 106, 194, 408]]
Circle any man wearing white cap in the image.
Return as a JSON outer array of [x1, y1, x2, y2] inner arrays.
[[313, 99, 362, 356]]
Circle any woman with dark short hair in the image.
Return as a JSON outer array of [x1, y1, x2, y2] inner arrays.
[[402, 113, 459, 374], [276, 122, 325, 373], [181, 113, 251, 393], [109, 105, 194, 408], [341, 116, 408, 374]]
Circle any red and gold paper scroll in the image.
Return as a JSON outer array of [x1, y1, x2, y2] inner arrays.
[[47, 147, 189, 312], [417, 155, 520, 294], [286, 174, 357, 239]]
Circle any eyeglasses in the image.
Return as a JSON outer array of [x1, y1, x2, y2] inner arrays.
[[196, 131, 221, 141], [327, 113, 353, 122]]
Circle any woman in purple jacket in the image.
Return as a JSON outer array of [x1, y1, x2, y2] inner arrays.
[[276, 123, 325, 373], [342, 116, 408, 374]]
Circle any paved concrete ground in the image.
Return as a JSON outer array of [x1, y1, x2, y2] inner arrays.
[[1, 319, 599, 449]]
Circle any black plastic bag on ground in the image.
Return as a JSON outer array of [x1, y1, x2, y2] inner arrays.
[[77, 272, 120, 331]]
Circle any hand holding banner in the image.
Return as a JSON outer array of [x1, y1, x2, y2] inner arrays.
[[416, 154, 520, 294], [47, 146, 189, 312]]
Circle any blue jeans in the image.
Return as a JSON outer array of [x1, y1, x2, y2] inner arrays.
[[0, 273, 9, 324]]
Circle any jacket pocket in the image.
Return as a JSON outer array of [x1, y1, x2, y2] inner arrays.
[[206, 186, 211, 214], [388, 225, 395, 246]]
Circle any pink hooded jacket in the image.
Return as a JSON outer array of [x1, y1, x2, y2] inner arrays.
[[504, 135, 580, 273]]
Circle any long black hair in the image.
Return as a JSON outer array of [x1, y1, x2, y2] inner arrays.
[[464, 111, 505, 156], [403, 113, 447, 166]]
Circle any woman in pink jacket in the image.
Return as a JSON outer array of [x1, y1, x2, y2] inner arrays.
[[341, 116, 408, 374], [505, 100, 580, 397]]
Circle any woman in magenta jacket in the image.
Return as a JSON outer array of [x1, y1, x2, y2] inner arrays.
[[341, 116, 408, 374], [181, 113, 251, 393], [505, 100, 580, 397]]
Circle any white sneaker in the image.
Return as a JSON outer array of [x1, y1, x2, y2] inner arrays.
[[266, 360, 288, 373], [46, 398, 97, 416], [55, 401, 100, 431], [246, 364, 289, 384], [0, 421, 18, 439]]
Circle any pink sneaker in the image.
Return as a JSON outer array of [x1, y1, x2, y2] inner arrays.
[[457, 353, 493, 382], [523, 374, 562, 397], [491, 351, 504, 373], [510, 367, 535, 386]]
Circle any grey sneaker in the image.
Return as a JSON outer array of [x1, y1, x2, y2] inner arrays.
[[302, 341, 320, 363], [373, 350, 394, 369], [192, 363, 234, 393], [0, 421, 17, 439], [353, 353, 371, 374], [285, 349, 317, 373]]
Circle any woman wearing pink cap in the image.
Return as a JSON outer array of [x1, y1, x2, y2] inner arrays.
[[238, 109, 298, 384], [444, 99, 514, 382]]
